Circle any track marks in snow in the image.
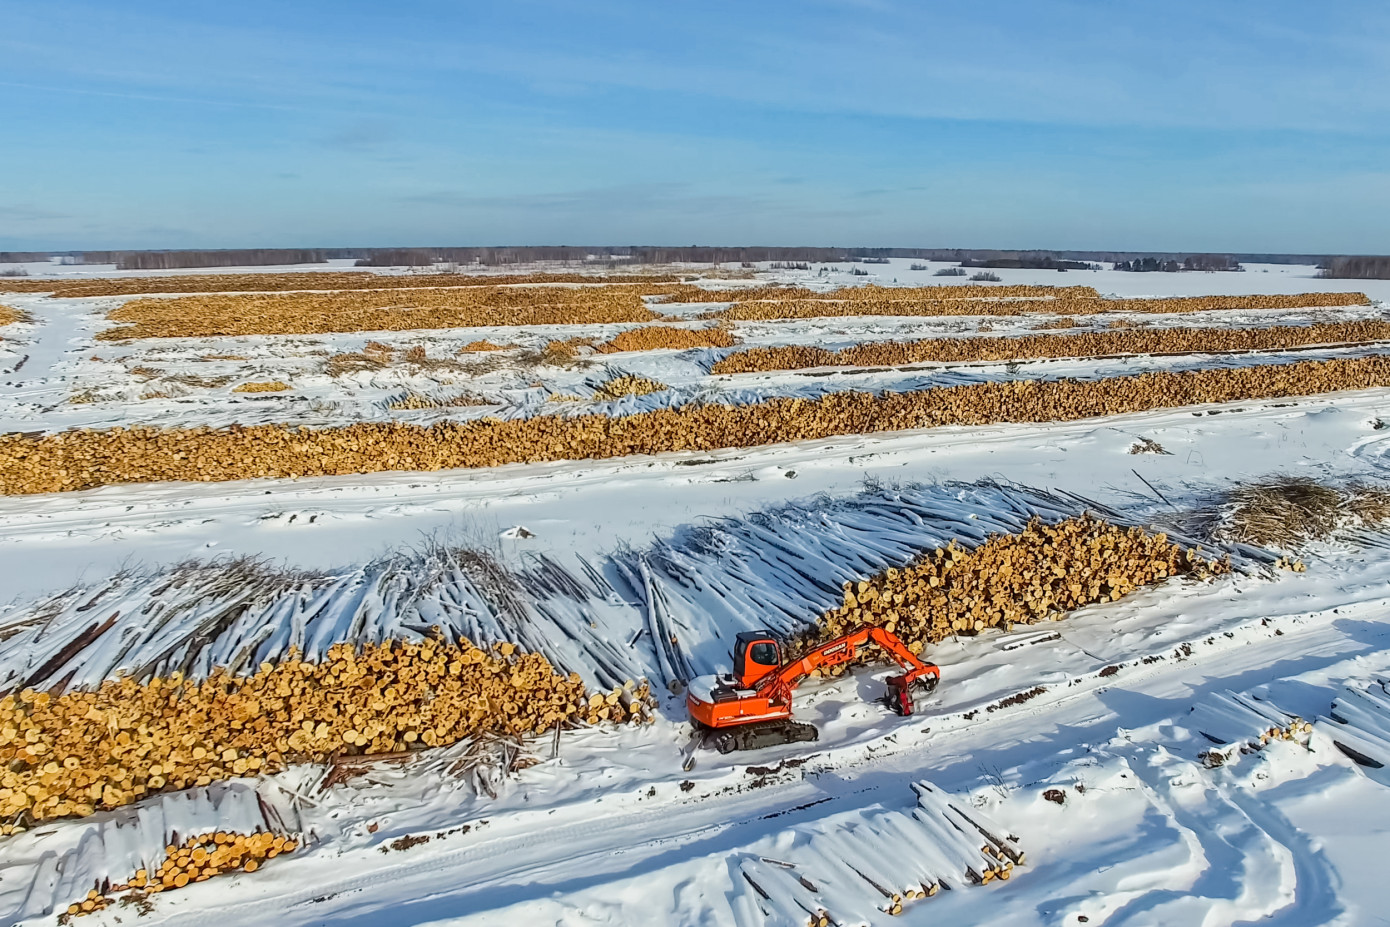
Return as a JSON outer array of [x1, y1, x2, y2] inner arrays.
[[1104, 744, 1300, 925]]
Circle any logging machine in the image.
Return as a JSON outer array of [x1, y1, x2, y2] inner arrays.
[[686, 626, 941, 753]]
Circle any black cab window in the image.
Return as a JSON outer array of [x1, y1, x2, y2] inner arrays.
[[749, 642, 779, 667]]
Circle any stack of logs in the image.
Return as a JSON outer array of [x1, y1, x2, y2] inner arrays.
[[715, 291, 1370, 321], [1200, 717, 1315, 768], [231, 381, 291, 393], [6, 353, 1390, 495], [63, 831, 298, 917], [0, 638, 652, 828], [803, 515, 1229, 659], [711, 319, 1390, 375], [1257, 719, 1314, 746]]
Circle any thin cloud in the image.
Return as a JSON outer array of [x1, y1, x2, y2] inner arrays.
[[317, 119, 396, 152], [0, 203, 71, 222]]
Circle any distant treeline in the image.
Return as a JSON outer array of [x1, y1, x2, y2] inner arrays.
[[356, 246, 874, 266], [1114, 255, 1242, 272], [4, 246, 1386, 271], [116, 250, 328, 270], [1318, 256, 1390, 280], [961, 257, 1099, 271]]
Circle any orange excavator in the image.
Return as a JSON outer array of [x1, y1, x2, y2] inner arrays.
[[686, 626, 941, 754]]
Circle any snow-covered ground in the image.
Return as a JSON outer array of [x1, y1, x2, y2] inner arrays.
[[3, 259, 1390, 926]]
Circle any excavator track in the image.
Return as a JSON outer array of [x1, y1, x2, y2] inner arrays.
[[707, 720, 819, 754]]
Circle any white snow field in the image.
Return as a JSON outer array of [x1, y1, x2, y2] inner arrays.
[[3, 259, 1390, 927]]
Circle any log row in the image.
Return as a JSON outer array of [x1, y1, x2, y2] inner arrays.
[[99, 286, 664, 339], [0, 638, 652, 829], [593, 325, 737, 353], [230, 381, 291, 393], [716, 291, 1371, 321], [386, 391, 491, 411], [5, 353, 1390, 495], [0, 271, 681, 298], [710, 319, 1390, 375], [802, 515, 1229, 659], [659, 283, 1099, 304]]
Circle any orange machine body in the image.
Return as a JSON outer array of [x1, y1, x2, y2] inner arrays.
[[686, 626, 940, 730]]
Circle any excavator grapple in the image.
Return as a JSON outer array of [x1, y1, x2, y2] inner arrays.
[[686, 627, 940, 753]]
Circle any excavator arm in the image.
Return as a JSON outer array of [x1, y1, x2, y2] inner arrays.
[[756, 626, 940, 715]]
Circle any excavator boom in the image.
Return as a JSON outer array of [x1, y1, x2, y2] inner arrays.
[[756, 625, 936, 699]]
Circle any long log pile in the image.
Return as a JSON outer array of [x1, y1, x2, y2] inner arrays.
[[711, 319, 1390, 375], [6, 354, 1390, 495], [65, 831, 297, 916], [0, 638, 650, 828], [230, 381, 291, 393], [99, 286, 663, 339], [594, 325, 737, 353], [716, 291, 1372, 321], [0, 272, 681, 298], [659, 283, 1099, 303], [802, 515, 1227, 659], [541, 326, 738, 360]]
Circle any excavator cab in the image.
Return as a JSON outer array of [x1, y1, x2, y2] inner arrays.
[[733, 631, 782, 687]]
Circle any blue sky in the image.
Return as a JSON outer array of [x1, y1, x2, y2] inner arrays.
[[2, 1, 1388, 252]]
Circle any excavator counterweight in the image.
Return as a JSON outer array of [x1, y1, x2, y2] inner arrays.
[[686, 626, 940, 753]]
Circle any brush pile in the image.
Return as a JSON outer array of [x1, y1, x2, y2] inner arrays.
[[805, 515, 1228, 657], [590, 374, 668, 400], [711, 319, 1390, 374], [0, 638, 651, 828], [100, 286, 662, 339], [0, 272, 680, 298], [716, 291, 1370, 321], [5, 354, 1390, 495], [1214, 477, 1390, 548]]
